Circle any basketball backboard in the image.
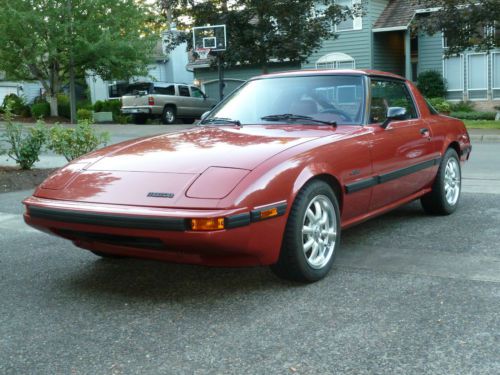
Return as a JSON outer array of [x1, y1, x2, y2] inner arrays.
[[192, 25, 227, 52]]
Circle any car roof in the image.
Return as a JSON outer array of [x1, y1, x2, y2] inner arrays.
[[253, 69, 406, 81]]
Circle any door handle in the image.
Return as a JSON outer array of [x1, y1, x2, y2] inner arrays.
[[420, 128, 429, 135]]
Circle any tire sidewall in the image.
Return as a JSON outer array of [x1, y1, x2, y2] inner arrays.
[[286, 181, 341, 281], [438, 149, 461, 214]]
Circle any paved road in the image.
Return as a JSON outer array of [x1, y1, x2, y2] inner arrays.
[[0, 144, 499, 374]]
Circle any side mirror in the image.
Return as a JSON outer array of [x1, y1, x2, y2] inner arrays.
[[381, 107, 407, 129], [200, 111, 210, 121]]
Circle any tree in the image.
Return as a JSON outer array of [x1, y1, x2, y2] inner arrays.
[[417, 0, 500, 56], [160, 0, 361, 73], [0, 0, 157, 116]]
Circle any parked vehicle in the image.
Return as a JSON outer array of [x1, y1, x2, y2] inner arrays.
[[121, 82, 217, 124], [23, 69, 471, 282]]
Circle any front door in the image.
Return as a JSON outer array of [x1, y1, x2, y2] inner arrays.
[[367, 78, 438, 211]]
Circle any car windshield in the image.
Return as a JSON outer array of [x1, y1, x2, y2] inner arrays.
[[204, 75, 365, 126]]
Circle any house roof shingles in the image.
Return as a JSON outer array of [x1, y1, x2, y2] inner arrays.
[[373, 0, 421, 30]]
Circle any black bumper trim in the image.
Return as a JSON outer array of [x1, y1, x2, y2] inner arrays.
[[225, 213, 251, 229], [28, 206, 188, 231]]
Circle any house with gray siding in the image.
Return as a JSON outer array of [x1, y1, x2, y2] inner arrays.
[[193, 0, 499, 109]]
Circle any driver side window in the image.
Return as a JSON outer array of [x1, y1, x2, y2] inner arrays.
[[370, 80, 418, 123]]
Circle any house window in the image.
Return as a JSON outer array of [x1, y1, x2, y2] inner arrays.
[[467, 53, 488, 100], [443, 55, 464, 100], [313, 0, 362, 31], [336, 0, 362, 31], [316, 52, 356, 69]]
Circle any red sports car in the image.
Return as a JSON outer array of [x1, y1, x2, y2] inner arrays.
[[23, 70, 471, 282]]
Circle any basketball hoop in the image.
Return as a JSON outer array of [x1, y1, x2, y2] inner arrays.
[[195, 48, 211, 60]]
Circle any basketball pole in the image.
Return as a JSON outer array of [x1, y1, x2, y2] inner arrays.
[[217, 52, 224, 102]]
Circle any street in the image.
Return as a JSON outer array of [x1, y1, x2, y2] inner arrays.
[[0, 140, 499, 374]]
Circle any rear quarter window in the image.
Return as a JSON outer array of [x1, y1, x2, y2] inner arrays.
[[155, 85, 175, 95]]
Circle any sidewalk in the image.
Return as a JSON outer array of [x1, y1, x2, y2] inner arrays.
[[0, 124, 498, 169]]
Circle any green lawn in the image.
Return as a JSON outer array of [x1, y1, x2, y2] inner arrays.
[[463, 120, 500, 129]]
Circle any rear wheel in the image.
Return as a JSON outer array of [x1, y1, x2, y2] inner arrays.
[[421, 148, 461, 215], [271, 180, 340, 283], [162, 106, 176, 124]]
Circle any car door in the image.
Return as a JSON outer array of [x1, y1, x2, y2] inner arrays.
[[177, 85, 192, 116], [154, 84, 176, 113], [190, 86, 213, 116], [366, 78, 439, 211]]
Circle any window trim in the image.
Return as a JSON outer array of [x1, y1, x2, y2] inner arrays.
[[492, 52, 500, 90]]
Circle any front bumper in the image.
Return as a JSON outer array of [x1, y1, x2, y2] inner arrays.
[[23, 196, 287, 267]]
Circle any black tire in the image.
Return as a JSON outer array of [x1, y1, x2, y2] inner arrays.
[[421, 148, 461, 215], [271, 180, 341, 283], [91, 251, 125, 259], [162, 106, 176, 124], [132, 114, 147, 124]]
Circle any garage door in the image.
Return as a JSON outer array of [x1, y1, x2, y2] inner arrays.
[[0, 86, 18, 105], [203, 80, 245, 102]]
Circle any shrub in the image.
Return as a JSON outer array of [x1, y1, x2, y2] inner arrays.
[[417, 71, 447, 98], [449, 101, 475, 113], [47, 120, 110, 161], [77, 100, 93, 111], [450, 111, 497, 120], [2, 93, 31, 117], [93, 99, 122, 122], [31, 102, 51, 119], [77, 108, 93, 121], [114, 114, 131, 124], [0, 106, 47, 170], [428, 97, 451, 113], [57, 93, 70, 119]]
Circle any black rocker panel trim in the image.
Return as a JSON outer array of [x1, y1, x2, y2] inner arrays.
[[28, 206, 188, 231], [345, 157, 441, 194]]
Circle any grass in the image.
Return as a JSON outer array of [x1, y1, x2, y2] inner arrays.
[[463, 120, 500, 129]]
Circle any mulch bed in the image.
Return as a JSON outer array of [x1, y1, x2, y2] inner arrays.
[[0, 167, 56, 193]]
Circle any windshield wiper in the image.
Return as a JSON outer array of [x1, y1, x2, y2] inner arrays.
[[261, 114, 336, 126], [201, 117, 241, 126]]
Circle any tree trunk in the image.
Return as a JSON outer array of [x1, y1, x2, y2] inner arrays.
[[47, 95, 58, 117]]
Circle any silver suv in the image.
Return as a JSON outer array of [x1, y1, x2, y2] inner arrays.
[[121, 82, 217, 124]]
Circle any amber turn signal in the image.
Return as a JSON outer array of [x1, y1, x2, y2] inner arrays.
[[260, 207, 278, 219], [190, 217, 225, 231]]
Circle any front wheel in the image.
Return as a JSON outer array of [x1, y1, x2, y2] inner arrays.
[[271, 180, 340, 283], [421, 148, 461, 215]]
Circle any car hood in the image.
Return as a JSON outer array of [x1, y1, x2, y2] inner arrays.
[[34, 125, 339, 207], [83, 125, 328, 173]]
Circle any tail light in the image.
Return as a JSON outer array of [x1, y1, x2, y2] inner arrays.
[[148, 96, 155, 106]]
